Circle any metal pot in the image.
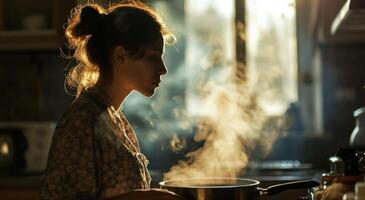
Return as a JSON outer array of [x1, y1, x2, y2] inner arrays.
[[159, 178, 319, 200]]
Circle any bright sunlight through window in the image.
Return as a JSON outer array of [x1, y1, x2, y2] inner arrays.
[[246, 0, 298, 115]]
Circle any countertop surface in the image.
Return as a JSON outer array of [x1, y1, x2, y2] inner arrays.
[[0, 172, 43, 188], [0, 169, 324, 189]]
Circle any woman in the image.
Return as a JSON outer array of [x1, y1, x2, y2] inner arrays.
[[40, 1, 182, 200]]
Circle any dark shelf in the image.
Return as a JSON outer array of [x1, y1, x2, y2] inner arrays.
[[0, 30, 58, 51]]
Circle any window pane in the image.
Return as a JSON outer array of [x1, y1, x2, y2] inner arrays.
[[246, 0, 298, 115]]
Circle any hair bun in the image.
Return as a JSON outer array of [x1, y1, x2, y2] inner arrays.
[[77, 6, 103, 36]]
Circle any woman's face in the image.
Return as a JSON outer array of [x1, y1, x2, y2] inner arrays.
[[119, 37, 167, 97]]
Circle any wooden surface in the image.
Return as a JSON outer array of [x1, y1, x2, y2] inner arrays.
[[0, 188, 39, 200], [0, 175, 41, 200], [0, 0, 74, 51]]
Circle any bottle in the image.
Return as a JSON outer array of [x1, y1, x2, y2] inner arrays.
[[343, 192, 355, 200], [349, 107, 365, 148], [355, 181, 365, 200]]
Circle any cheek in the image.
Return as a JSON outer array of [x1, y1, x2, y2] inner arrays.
[[140, 61, 157, 76], [131, 63, 153, 83]]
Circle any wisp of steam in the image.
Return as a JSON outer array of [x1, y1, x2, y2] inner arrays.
[[164, 65, 286, 181]]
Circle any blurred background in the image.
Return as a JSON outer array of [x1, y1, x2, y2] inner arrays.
[[0, 0, 364, 199]]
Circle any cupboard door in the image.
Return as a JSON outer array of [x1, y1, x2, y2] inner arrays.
[[0, 0, 74, 51]]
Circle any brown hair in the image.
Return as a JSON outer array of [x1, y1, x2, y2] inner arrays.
[[64, 0, 175, 96]]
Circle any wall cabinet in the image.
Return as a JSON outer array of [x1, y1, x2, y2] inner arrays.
[[317, 0, 365, 44], [0, 0, 74, 51]]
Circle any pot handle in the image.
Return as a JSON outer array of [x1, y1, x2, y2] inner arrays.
[[258, 180, 319, 196]]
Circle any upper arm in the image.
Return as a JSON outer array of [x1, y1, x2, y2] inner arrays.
[[40, 113, 100, 200]]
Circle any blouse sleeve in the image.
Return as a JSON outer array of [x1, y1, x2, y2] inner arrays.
[[40, 112, 102, 200]]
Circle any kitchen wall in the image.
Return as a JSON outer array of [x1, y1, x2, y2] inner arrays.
[[303, 0, 365, 141], [270, 0, 365, 169], [0, 52, 74, 121], [321, 45, 365, 143]]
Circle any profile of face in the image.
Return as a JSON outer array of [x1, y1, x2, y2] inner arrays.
[[113, 37, 167, 97]]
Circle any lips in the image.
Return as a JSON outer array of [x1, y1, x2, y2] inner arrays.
[[153, 76, 162, 87], [152, 81, 160, 87]]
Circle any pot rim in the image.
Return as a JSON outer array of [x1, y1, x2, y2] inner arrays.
[[159, 178, 260, 189]]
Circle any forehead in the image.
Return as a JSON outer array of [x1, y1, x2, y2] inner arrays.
[[148, 36, 164, 51]]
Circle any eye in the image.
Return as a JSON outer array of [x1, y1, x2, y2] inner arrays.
[[146, 49, 163, 61]]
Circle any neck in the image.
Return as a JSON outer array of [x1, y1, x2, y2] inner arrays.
[[96, 81, 131, 111]]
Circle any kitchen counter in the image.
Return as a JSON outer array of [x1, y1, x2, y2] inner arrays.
[[0, 170, 322, 200], [0, 173, 42, 200], [0, 175, 42, 188]]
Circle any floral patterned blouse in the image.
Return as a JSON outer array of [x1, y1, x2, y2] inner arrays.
[[40, 87, 151, 200]]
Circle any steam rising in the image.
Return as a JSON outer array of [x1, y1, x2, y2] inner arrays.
[[161, 0, 297, 182], [170, 134, 187, 152], [164, 66, 285, 180]]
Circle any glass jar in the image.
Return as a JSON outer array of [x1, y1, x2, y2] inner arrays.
[[350, 107, 365, 148], [313, 174, 363, 200]]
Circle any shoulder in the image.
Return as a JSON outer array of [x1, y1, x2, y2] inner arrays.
[[54, 93, 104, 139], [48, 95, 104, 159]]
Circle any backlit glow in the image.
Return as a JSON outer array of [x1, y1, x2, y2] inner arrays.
[[0, 142, 9, 156]]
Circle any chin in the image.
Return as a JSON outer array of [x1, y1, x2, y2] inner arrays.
[[145, 92, 156, 97], [139, 88, 157, 97]]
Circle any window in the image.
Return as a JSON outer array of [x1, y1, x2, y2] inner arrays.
[[246, 0, 298, 115]]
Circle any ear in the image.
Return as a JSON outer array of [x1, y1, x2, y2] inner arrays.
[[112, 45, 128, 64]]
